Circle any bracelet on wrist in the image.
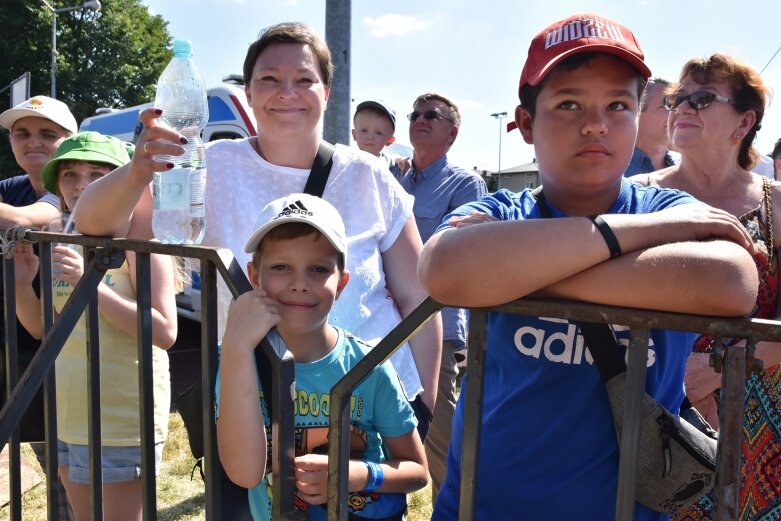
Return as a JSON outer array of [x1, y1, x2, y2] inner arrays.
[[363, 460, 384, 492], [588, 215, 621, 259]]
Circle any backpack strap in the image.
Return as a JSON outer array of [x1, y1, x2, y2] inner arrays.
[[255, 140, 336, 416], [303, 141, 336, 197]]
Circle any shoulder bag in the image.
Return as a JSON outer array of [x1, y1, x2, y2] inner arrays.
[[531, 186, 718, 513]]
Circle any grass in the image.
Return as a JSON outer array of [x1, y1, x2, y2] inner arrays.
[[1, 413, 434, 520]]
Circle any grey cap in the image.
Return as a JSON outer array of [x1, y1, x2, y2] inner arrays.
[[355, 99, 396, 129]]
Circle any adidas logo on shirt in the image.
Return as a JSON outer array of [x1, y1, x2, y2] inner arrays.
[[276, 201, 313, 218]]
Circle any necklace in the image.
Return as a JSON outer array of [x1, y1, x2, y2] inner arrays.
[[251, 137, 267, 160]]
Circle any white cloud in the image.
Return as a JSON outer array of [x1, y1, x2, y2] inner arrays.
[[362, 14, 430, 38]]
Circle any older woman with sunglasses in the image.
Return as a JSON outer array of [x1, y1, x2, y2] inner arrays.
[[637, 54, 778, 521]]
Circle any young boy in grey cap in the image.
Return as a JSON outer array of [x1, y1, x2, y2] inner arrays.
[[352, 99, 397, 166]]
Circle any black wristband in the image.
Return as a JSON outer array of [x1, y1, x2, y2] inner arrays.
[[589, 215, 621, 259]]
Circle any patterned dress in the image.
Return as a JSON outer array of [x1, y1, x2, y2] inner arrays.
[[675, 178, 781, 521]]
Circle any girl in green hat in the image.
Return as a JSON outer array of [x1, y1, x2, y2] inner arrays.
[[14, 131, 181, 521]]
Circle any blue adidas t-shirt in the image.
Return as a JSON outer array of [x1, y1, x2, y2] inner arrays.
[[216, 327, 417, 521], [432, 179, 700, 521]]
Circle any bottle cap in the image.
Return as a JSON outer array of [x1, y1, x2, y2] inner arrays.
[[172, 39, 193, 57]]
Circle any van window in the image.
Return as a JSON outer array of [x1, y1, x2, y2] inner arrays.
[[209, 132, 243, 141]]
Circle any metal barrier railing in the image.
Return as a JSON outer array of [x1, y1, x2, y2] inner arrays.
[[324, 297, 778, 521], [0, 228, 302, 520], [1, 228, 776, 520]]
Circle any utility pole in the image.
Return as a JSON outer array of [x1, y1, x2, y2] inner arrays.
[[490, 112, 507, 190], [323, 0, 351, 145], [42, 0, 102, 98]]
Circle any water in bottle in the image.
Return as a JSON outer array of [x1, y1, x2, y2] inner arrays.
[[152, 38, 209, 244]]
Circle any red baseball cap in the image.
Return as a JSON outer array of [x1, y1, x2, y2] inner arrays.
[[518, 13, 651, 97]]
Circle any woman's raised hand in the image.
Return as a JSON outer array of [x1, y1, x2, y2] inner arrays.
[[129, 107, 189, 183]]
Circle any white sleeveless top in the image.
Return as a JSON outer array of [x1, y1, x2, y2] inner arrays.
[[204, 140, 422, 400]]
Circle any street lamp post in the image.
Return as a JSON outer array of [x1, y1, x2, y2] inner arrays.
[[490, 111, 508, 190], [42, 0, 102, 99]]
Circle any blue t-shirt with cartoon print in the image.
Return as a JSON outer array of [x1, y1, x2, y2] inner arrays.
[[432, 179, 700, 521], [216, 327, 417, 521]]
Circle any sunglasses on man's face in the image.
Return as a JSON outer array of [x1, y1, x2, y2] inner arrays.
[[407, 109, 454, 124], [662, 91, 735, 112]]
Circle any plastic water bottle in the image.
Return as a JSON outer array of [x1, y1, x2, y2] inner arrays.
[[152, 39, 208, 244]]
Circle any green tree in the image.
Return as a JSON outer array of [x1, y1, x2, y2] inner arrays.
[[0, 0, 172, 179]]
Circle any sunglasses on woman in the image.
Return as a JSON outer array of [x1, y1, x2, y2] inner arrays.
[[407, 109, 455, 124], [662, 91, 735, 112]]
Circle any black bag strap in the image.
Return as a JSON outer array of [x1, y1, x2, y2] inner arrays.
[[302, 141, 336, 197], [531, 185, 551, 218], [531, 186, 625, 381], [576, 322, 627, 381], [255, 140, 336, 416]]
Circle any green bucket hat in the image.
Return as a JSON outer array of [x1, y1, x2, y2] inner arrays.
[[41, 131, 133, 195]]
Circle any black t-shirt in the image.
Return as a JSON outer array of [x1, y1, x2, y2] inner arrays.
[[0, 175, 59, 353]]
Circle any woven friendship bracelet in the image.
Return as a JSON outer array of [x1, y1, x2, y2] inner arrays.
[[363, 460, 384, 492], [589, 215, 621, 259]]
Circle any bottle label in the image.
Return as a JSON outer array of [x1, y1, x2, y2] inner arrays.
[[189, 169, 205, 217], [153, 168, 189, 210]]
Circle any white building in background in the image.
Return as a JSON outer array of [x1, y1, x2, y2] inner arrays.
[[476, 159, 541, 193]]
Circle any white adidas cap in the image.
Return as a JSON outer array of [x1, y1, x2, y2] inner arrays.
[[244, 193, 348, 263], [0, 95, 78, 134]]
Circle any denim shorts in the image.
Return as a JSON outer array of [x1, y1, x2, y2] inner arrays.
[[57, 440, 164, 484]]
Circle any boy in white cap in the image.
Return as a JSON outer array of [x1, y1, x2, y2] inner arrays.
[[216, 193, 427, 521], [419, 13, 759, 521]]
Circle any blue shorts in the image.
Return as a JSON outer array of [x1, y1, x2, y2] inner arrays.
[[57, 440, 164, 484]]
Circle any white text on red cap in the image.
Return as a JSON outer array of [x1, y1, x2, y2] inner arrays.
[[545, 19, 627, 50]]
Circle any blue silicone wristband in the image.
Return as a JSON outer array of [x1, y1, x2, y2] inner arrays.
[[363, 460, 384, 492]]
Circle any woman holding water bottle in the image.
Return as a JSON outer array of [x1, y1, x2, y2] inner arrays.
[[74, 22, 440, 519], [76, 23, 441, 434], [14, 132, 180, 521]]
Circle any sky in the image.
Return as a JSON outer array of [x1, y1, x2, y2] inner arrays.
[[143, 0, 781, 173]]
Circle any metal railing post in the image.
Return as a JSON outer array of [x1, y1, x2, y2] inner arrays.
[[199, 258, 220, 519], [326, 298, 441, 521], [458, 309, 487, 521], [135, 251, 157, 519], [715, 341, 749, 521]]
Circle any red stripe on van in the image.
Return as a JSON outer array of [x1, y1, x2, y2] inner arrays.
[[230, 95, 257, 136]]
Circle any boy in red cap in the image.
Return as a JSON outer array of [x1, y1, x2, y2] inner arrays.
[[419, 13, 759, 521]]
